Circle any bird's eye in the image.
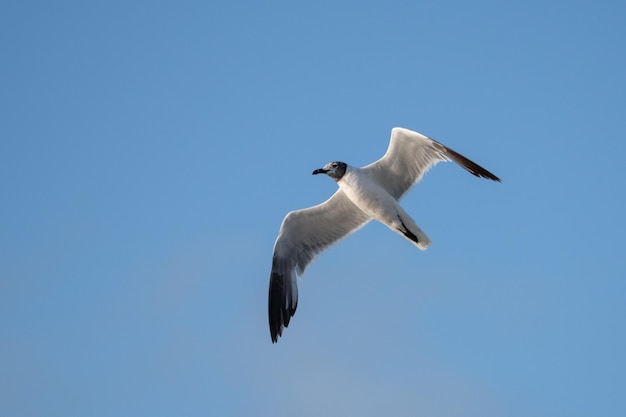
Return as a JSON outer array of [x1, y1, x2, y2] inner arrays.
[[332, 163, 338, 168]]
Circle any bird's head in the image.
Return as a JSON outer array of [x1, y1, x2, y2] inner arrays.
[[312, 161, 347, 181]]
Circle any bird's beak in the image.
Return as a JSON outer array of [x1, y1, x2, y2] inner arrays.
[[312, 168, 327, 175]]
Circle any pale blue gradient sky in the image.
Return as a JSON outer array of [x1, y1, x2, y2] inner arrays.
[[1, 1, 625, 416]]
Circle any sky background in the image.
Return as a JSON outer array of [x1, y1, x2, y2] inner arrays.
[[1, 1, 625, 416]]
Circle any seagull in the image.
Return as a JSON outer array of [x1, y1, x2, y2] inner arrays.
[[268, 127, 500, 342]]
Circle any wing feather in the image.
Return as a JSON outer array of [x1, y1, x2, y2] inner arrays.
[[363, 128, 500, 199], [268, 190, 370, 342]]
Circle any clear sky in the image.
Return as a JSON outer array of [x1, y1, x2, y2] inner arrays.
[[2, 1, 625, 416]]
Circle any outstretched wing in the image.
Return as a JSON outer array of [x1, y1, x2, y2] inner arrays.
[[363, 128, 501, 199], [269, 190, 370, 343]]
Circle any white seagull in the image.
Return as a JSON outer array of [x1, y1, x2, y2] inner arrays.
[[268, 127, 500, 342]]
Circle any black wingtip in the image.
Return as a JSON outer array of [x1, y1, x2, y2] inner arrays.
[[444, 146, 501, 183], [268, 270, 298, 343]]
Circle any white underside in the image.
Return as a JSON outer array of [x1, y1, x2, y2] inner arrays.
[[338, 167, 431, 250]]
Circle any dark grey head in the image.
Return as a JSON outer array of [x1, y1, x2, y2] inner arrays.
[[312, 161, 348, 181]]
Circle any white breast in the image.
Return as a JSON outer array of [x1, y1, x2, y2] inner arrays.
[[338, 166, 400, 225]]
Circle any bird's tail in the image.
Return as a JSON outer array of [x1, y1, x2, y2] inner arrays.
[[393, 210, 431, 250]]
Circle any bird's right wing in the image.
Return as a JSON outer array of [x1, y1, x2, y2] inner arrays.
[[269, 190, 370, 342]]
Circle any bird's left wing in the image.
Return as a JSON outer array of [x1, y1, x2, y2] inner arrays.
[[363, 128, 501, 200], [269, 190, 370, 342]]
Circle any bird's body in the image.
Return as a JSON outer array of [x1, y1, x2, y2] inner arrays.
[[338, 165, 430, 250], [268, 127, 500, 342]]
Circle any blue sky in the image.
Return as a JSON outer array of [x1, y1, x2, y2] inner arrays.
[[1, 0, 625, 416]]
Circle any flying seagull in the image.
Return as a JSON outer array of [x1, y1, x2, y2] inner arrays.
[[268, 127, 500, 342]]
